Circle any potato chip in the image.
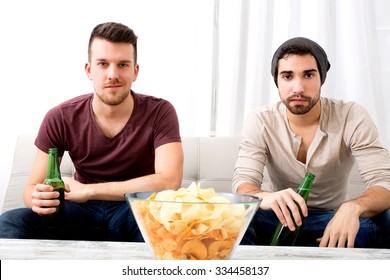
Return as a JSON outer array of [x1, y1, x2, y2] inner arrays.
[[132, 182, 257, 260]]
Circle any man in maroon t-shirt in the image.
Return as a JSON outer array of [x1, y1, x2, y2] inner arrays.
[[0, 22, 183, 241]]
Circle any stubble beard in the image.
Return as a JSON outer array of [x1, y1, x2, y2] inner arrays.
[[282, 94, 320, 115], [96, 90, 130, 106]]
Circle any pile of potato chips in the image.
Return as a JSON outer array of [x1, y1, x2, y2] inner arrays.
[[132, 182, 248, 260]]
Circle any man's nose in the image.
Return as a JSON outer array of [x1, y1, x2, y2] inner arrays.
[[107, 66, 119, 80], [292, 78, 304, 94]]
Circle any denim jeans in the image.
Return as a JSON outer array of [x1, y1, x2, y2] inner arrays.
[[0, 200, 144, 242], [241, 208, 390, 248]]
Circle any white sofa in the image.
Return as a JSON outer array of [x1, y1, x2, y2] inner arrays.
[[1, 134, 366, 214]]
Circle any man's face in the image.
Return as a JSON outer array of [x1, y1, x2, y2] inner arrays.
[[277, 54, 321, 115], [85, 38, 139, 106]]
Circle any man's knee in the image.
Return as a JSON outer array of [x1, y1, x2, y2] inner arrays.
[[355, 218, 378, 248], [0, 208, 38, 238], [372, 208, 390, 248]]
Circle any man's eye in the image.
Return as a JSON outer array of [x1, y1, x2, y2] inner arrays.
[[282, 74, 292, 80], [305, 73, 314, 78], [98, 62, 107, 66], [119, 63, 129, 68]]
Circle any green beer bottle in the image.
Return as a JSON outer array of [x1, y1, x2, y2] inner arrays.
[[269, 172, 315, 246], [43, 148, 65, 218]]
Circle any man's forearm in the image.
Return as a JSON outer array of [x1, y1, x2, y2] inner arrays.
[[347, 185, 390, 218], [85, 173, 182, 201], [236, 182, 263, 196]]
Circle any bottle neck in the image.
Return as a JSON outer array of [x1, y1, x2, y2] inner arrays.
[[45, 149, 62, 179], [296, 173, 315, 200]]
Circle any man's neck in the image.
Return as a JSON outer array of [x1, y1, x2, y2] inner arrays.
[[92, 93, 134, 120], [287, 100, 321, 164], [287, 100, 321, 128], [91, 93, 135, 138]]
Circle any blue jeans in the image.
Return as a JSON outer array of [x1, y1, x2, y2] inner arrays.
[[241, 209, 390, 248], [0, 200, 144, 242]]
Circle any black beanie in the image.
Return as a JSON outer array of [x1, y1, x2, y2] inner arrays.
[[271, 37, 331, 86]]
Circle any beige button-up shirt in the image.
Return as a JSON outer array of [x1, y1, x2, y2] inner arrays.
[[233, 97, 390, 211]]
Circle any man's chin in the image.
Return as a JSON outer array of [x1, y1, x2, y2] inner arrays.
[[288, 105, 311, 115]]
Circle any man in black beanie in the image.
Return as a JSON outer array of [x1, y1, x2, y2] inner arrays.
[[233, 37, 390, 248]]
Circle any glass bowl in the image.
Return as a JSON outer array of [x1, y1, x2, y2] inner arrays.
[[125, 188, 261, 260]]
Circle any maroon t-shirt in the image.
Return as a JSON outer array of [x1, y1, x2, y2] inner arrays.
[[35, 92, 181, 184]]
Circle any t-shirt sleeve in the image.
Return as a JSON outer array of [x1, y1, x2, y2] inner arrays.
[[153, 100, 181, 149], [35, 106, 67, 157]]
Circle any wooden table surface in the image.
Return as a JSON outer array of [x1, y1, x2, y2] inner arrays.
[[1, 238, 389, 260]]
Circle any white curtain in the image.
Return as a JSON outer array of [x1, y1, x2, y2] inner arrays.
[[212, 0, 390, 148]]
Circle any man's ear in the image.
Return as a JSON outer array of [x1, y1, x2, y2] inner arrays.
[[133, 64, 140, 81], [85, 63, 92, 80]]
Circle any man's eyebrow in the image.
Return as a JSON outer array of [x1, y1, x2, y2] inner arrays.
[[95, 58, 133, 64], [279, 69, 318, 74], [303, 69, 318, 73], [119, 60, 133, 63]]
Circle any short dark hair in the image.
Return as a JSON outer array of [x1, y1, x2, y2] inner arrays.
[[88, 22, 138, 63]]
